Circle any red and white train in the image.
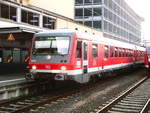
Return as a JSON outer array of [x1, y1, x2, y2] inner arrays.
[[28, 29, 146, 83]]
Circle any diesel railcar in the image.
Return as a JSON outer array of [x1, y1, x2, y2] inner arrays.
[[28, 29, 146, 83]]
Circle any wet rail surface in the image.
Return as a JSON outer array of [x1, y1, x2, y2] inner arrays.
[[96, 76, 150, 113]]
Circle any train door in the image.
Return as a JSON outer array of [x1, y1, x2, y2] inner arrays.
[[82, 41, 88, 73]]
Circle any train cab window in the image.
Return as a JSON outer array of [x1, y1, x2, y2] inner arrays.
[[92, 44, 98, 58], [76, 41, 82, 58], [104, 45, 108, 58], [110, 46, 114, 57], [115, 48, 118, 57]]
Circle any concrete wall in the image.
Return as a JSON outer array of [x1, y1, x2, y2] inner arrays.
[[56, 18, 103, 36], [28, 0, 74, 19]]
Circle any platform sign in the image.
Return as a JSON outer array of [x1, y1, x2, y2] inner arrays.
[[7, 34, 15, 41]]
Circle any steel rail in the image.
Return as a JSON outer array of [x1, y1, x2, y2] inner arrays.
[[3, 76, 110, 113], [140, 98, 150, 113], [96, 76, 149, 113]]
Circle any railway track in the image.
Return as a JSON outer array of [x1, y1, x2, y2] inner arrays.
[[0, 72, 148, 113], [0, 85, 80, 113], [0, 77, 110, 113], [96, 76, 150, 113]]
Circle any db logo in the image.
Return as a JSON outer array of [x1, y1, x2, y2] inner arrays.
[[45, 65, 51, 69]]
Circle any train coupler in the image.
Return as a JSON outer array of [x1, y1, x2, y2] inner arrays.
[[25, 73, 34, 80]]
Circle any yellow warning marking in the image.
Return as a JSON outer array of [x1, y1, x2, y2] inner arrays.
[[7, 34, 15, 41]]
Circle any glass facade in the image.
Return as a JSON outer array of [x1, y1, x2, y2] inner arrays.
[[75, 0, 142, 44]]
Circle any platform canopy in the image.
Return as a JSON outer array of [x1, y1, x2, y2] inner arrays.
[[0, 21, 48, 34], [0, 27, 39, 34]]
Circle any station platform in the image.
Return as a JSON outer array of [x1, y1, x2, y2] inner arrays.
[[0, 73, 38, 101], [0, 72, 33, 87]]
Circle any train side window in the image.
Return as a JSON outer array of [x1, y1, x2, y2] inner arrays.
[[84, 43, 88, 60], [142, 51, 144, 57], [128, 50, 130, 57], [119, 48, 122, 57], [115, 47, 118, 57], [104, 45, 108, 58], [137, 51, 139, 57], [141, 51, 143, 57], [129, 50, 131, 57], [130, 50, 131, 57], [92, 44, 98, 58], [126, 49, 128, 57], [131, 50, 133, 57], [110, 46, 114, 57], [124, 49, 126, 57], [76, 41, 82, 58], [130, 50, 132, 57]]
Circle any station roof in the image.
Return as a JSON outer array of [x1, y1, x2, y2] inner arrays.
[[0, 21, 48, 34], [0, 27, 39, 34]]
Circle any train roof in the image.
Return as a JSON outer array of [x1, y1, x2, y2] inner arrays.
[[35, 29, 75, 37], [76, 32, 145, 51], [35, 29, 145, 51]]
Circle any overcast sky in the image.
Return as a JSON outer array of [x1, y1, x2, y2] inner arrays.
[[125, 0, 150, 40]]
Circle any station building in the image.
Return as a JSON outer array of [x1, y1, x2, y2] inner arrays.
[[75, 0, 143, 44], [0, 0, 102, 74]]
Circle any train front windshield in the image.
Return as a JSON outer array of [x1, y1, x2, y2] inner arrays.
[[32, 36, 70, 55]]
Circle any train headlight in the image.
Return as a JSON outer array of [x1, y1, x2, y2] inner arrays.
[[149, 59, 150, 62], [47, 55, 51, 59], [32, 65, 37, 70], [61, 66, 67, 71]]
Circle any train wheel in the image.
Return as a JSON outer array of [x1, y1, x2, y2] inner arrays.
[[90, 75, 99, 83], [98, 73, 103, 78]]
